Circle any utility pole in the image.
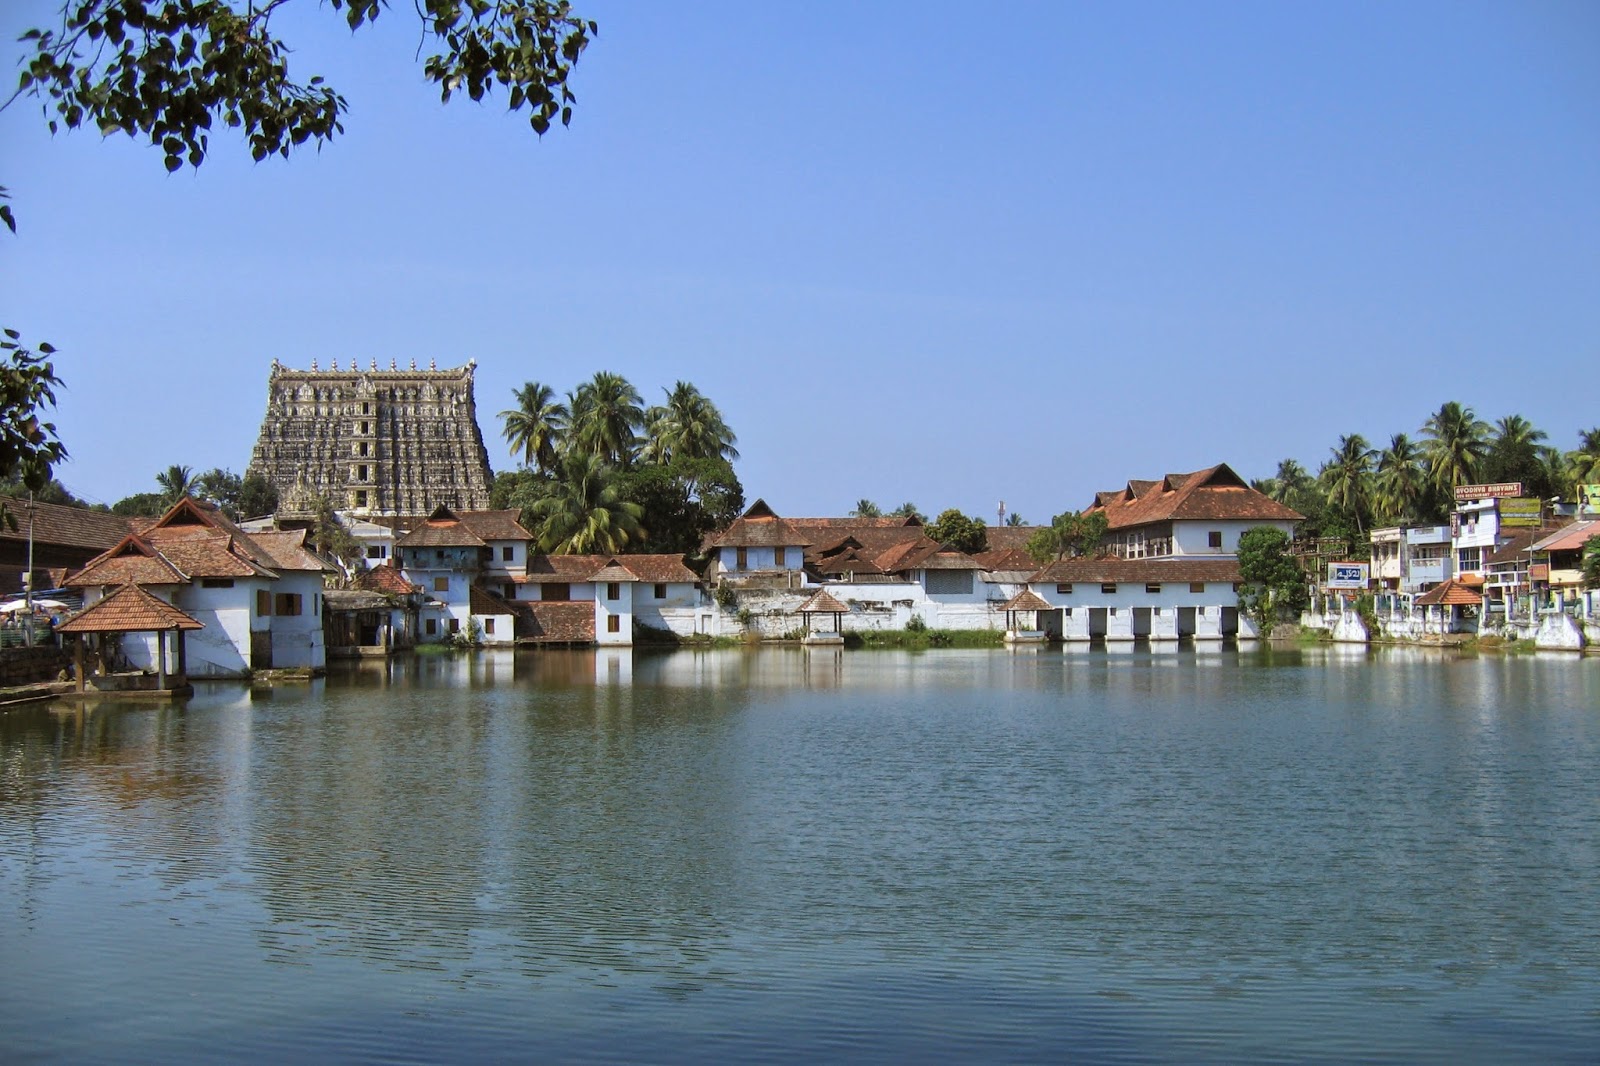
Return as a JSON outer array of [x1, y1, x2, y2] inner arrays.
[[23, 492, 34, 647]]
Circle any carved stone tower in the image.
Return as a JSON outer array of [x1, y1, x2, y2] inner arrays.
[[247, 358, 495, 516]]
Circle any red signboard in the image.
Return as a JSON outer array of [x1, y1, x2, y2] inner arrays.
[[1453, 482, 1523, 501]]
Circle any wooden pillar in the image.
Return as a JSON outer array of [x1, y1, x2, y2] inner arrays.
[[157, 629, 168, 690], [74, 634, 85, 694]]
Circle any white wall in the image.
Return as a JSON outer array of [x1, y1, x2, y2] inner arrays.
[[267, 572, 328, 669], [1170, 520, 1297, 557], [595, 580, 633, 645], [719, 545, 801, 573]]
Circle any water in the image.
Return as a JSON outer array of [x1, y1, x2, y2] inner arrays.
[[2, 646, 1597, 1063]]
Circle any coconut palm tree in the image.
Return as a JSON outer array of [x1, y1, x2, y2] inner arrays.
[[890, 502, 924, 521], [1373, 433, 1426, 526], [850, 499, 882, 518], [1419, 401, 1490, 505], [156, 464, 198, 505], [529, 452, 645, 554], [1321, 434, 1374, 534], [568, 371, 644, 467], [1567, 427, 1600, 487], [643, 381, 739, 464], [1485, 414, 1549, 493], [1268, 458, 1316, 514], [499, 381, 568, 475]]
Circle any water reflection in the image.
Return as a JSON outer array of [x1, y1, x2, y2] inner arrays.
[[1, 648, 1597, 1062]]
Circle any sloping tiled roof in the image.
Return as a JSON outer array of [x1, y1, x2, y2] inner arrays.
[[524, 601, 595, 643], [972, 548, 1039, 572], [323, 589, 393, 612], [1001, 589, 1052, 612], [1415, 578, 1483, 607], [458, 510, 533, 542], [354, 563, 420, 595], [1532, 520, 1600, 554], [245, 529, 334, 573], [395, 519, 487, 548], [981, 527, 1040, 552], [606, 555, 699, 584], [1485, 526, 1564, 566], [525, 554, 611, 580], [150, 533, 269, 579], [1085, 464, 1303, 530], [469, 584, 514, 615], [796, 589, 850, 614], [57, 583, 204, 634], [0, 499, 133, 552], [65, 535, 188, 588], [1030, 558, 1243, 584]]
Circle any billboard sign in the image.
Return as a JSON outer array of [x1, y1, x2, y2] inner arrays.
[[1326, 562, 1369, 590], [1584, 485, 1600, 513], [1499, 497, 1542, 528], [1454, 482, 1523, 501]]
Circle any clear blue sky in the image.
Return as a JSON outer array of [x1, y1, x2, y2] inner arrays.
[[3, 1, 1597, 522]]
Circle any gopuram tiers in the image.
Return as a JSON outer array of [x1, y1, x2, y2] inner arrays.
[[247, 358, 495, 517]]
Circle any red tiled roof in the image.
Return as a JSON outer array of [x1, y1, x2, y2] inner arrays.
[[524, 601, 594, 643], [796, 589, 850, 614], [1485, 526, 1563, 566], [354, 563, 420, 595], [1415, 578, 1483, 607], [469, 584, 514, 615], [149, 533, 268, 579], [244, 529, 334, 573], [458, 510, 533, 542], [594, 555, 699, 584], [0, 499, 133, 551], [395, 520, 487, 548], [1001, 589, 1052, 612], [65, 535, 187, 588], [981, 527, 1040, 552], [57, 583, 204, 634], [1085, 464, 1302, 530], [1532, 520, 1600, 554], [524, 554, 611, 580], [1030, 558, 1243, 584], [972, 548, 1039, 572]]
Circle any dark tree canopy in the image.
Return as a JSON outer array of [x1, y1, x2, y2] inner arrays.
[[926, 508, 987, 555], [14, 0, 598, 171]]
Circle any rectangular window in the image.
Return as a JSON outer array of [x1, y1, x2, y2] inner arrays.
[[367, 545, 383, 559], [925, 569, 973, 595], [505, 584, 516, 599], [435, 550, 446, 562], [1101, 583, 1118, 594], [256, 589, 271, 617], [483, 618, 495, 634], [654, 583, 667, 599], [362, 402, 370, 415], [1064, 607, 1073, 616], [357, 465, 369, 481], [354, 491, 368, 508], [433, 577, 449, 593], [543, 583, 570, 601], [425, 618, 437, 635], [1190, 582, 1206, 593], [448, 618, 460, 634], [1146, 583, 1162, 594], [360, 421, 370, 434], [358, 442, 369, 457], [607, 615, 621, 633], [1055, 583, 1073, 594], [502, 546, 514, 562], [607, 582, 621, 600], [1208, 531, 1223, 549], [273, 593, 302, 616], [736, 547, 747, 569], [774, 547, 787, 568], [313, 594, 319, 617], [201, 578, 234, 589]]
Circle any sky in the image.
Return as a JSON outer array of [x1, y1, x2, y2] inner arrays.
[[2, 0, 1597, 523]]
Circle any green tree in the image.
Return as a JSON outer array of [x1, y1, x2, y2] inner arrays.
[[0, 329, 67, 530], [237, 471, 279, 519], [890, 502, 925, 521], [1005, 511, 1027, 527], [529, 452, 644, 554], [490, 468, 548, 511], [1, 475, 84, 507], [110, 491, 167, 517], [1373, 433, 1426, 526], [499, 381, 568, 475], [1583, 538, 1600, 591], [568, 371, 643, 467], [156, 463, 198, 505], [309, 494, 363, 582], [926, 509, 987, 554], [1420, 401, 1490, 509], [641, 381, 738, 464], [195, 467, 243, 517], [1237, 527, 1308, 634], [1320, 434, 1374, 534], [850, 499, 882, 518], [1566, 427, 1600, 490], [1484, 414, 1552, 499], [616, 457, 743, 556], [1026, 509, 1106, 562]]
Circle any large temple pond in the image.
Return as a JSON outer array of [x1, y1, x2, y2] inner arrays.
[[3, 646, 1598, 1063]]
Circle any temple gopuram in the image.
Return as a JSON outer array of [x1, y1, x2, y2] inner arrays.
[[247, 358, 495, 517]]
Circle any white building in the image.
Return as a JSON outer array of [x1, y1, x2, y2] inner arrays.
[[394, 506, 531, 644]]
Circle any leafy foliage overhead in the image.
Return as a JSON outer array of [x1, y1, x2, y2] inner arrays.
[[15, 0, 598, 171]]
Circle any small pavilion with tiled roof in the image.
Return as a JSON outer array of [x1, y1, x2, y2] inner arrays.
[[999, 588, 1052, 643], [57, 583, 203, 696], [795, 588, 849, 644], [1414, 577, 1483, 635]]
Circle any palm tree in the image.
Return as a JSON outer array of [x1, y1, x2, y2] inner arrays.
[[499, 381, 568, 475], [1373, 433, 1426, 526], [850, 499, 882, 518], [568, 371, 644, 467], [643, 381, 739, 464], [1321, 434, 1374, 533], [890, 502, 924, 521], [529, 452, 645, 554], [1419, 401, 1490, 505], [1485, 413, 1549, 493], [1568, 427, 1600, 487], [156, 464, 197, 505], [1268, 458, 1315, 514]]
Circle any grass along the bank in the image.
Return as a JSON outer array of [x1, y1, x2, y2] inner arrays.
[[845, 628, 1004, 650]]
